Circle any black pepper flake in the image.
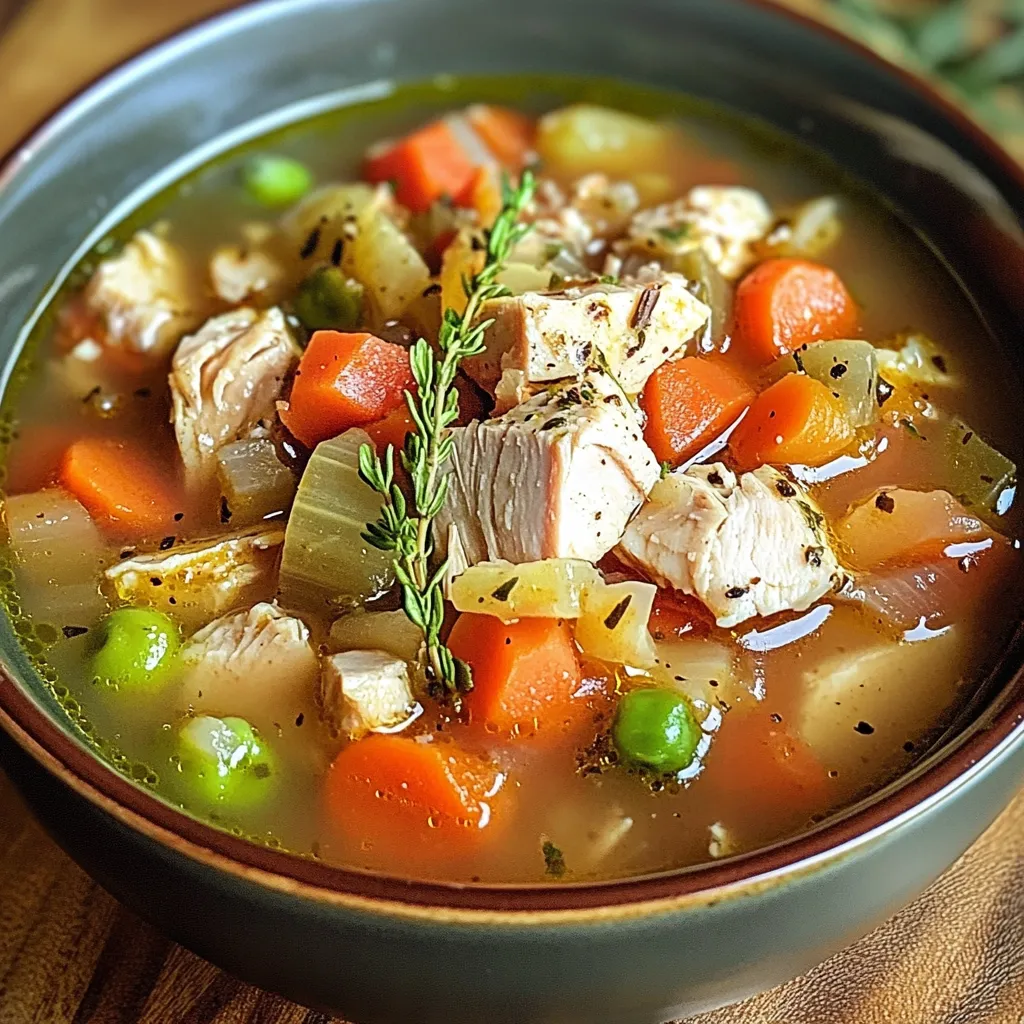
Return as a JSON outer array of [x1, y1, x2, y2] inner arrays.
[[119, 548, 134, 559], [981, 474, 994, 483], [159, 536, 175, 551], [220, 496, 233, 524], [133, 387, 152, 399], [805, 545, 824, 567], [149, 577, 162, 587], [876, 377, 894, 407], [504, 636, 512, 645], [168, 596, 177, 605], [491, 577, 519, 602], [295, 713, 305, 727], [792, 349, 805, 374], [854, 720, 875, 735], [540, 416, 567, 432], [829, 362, 848, 379], [173, 512, 184, 522], [903, 741, 915, 752], [629, 283, 662, 333], [61, 625, 88, 639], [931, 354, 948, 374], [725, 586, 749, 599], [708, 470, 724, 486], [299, 226, 321, 259], [769, 712, 782, 723], [962, 431, 974, 446], [603, 595, 632, 631], [875, 492, 895, 514], [776, 479, 796, 498], [422, 283, 442, 297], [330, 238, 344, 267], [470, 235, 485, 251], [828, 769, 839, 778], [594, 511, 602, 521]]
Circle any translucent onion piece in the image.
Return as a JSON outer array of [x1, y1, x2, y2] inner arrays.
[[328, 609, 424, 663], [217, 438, 297, 526], [576, 578, 657, 669]]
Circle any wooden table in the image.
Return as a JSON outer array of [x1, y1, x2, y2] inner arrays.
[[0, 2, 1022, 1022]]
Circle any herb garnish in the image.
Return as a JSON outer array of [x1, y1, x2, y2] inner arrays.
[[359, 172, 536, 706], [542, 839, 566, 877]]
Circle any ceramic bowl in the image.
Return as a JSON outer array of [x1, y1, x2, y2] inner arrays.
[[1, 1, 1023, 1021]]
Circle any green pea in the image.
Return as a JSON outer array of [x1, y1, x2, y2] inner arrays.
[[613, 688, 701, 773], [293, 266, 363, 332], [242, 154, 313, 207], [92, 607, 180, 690], [176, 716, 277, 807]]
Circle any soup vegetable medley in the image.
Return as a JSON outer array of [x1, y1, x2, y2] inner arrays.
[[2, 81, 1022, 883]]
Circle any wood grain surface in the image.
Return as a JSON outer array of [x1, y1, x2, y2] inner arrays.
[[0, 1, 1022, 1022]]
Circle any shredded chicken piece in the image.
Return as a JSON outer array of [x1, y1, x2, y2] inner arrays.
[[320, 650, 418, 740], [209, 244, 285, 304]]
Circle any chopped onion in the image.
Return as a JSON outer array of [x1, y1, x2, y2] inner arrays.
[[328, 609, 424, 663], [278, 429, 394, 615], [217, 437, 297, 526], [576, 579, 657, 669]]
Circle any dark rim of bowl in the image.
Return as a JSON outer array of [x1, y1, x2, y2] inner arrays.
[[1, 0, 1024, 916]]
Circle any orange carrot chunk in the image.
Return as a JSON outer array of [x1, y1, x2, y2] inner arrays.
[[733, 258, 858, 365], [364, 119, 479, 214], [324, 734, 506, 857], [279, 331, 414, 449], [465, 105, 536, 169], [60, 437, 180, 536], [448, 614, 588, 741], [363, 402, 416, 455], [729, 372, 854, 470], [642, 356, 754, 466]]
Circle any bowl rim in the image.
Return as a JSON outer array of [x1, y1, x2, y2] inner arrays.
[[1, 0, 1024, 918]]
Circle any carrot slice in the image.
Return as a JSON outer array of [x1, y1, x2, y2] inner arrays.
[[279, 331, 414, 449], [324, 734, 507, 859], [466, 105, 536, 169], [364, 119, 478, 214], [60, 437, 180, 536], [363, 402, 416, 455], [729, 373, 854, 469], [448, 614, 594, 742], [733, 258, 857, 365], [642, 357, 754, 465]]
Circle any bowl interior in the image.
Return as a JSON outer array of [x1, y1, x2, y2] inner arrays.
[[1, 0, 1024, 902]]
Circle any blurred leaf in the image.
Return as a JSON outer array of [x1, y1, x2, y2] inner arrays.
[[949, 24, 1024, 91], [913, 1, 971, 68]]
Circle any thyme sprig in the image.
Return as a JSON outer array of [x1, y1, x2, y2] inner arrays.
[[359, 170, 536, 705]]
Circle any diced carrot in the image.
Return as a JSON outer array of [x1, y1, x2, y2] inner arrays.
[[364, 119, 478, 214], [648, 590, 714, 641], [279, 331, 414, 449], [364, 402, 416, 455], [59, 437, 180, 536], [729, 373, 854, 469], [708, 710, 829, 813], [837, 488, 989, 571], [466, 105, 536, 169], [324, 734, 507, 859], [641, 356, 755, 466], [449, 614, 595, 742], [733, 258, 858, 365]]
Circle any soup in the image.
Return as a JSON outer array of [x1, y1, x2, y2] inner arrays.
[[2, 77, 1021, 884]]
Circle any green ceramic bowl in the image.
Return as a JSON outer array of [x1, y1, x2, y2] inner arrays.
[[1, 1, 1024, 1021]]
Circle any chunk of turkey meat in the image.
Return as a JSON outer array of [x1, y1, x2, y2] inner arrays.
[[209, 244, 285, 304], [170, 307, 298, 490], [617, 463, 845, 628], [463, 272, 709, 406], [85, 230, 204, 355], [179, 602, 319, 735], [621, 186, 772, 280], [320, 650, 418, 740], [436, 370, 659, 567], [104, 527, 284, 631]]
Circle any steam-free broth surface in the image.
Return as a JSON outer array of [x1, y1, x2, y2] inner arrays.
[[2, 77, 1021, 883]]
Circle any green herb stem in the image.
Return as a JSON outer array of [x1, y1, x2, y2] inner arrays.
[[359, 170, 536, 706]]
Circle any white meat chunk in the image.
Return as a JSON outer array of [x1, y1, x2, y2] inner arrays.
[[104, 527, 284, 631], [623, 186, 772, 280], [209, 244, 285, 304], [436, 371, 659, 566], [170, 307, 298, 490], [320, 650, 417, 740], [617, 463, 845, 628], [85, 230, 203, 355], [179, 602, 319, 732], [463, 273, 709, 402]]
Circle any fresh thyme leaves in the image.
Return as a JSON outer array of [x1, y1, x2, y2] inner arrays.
[[359, 171, 536, 707]]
